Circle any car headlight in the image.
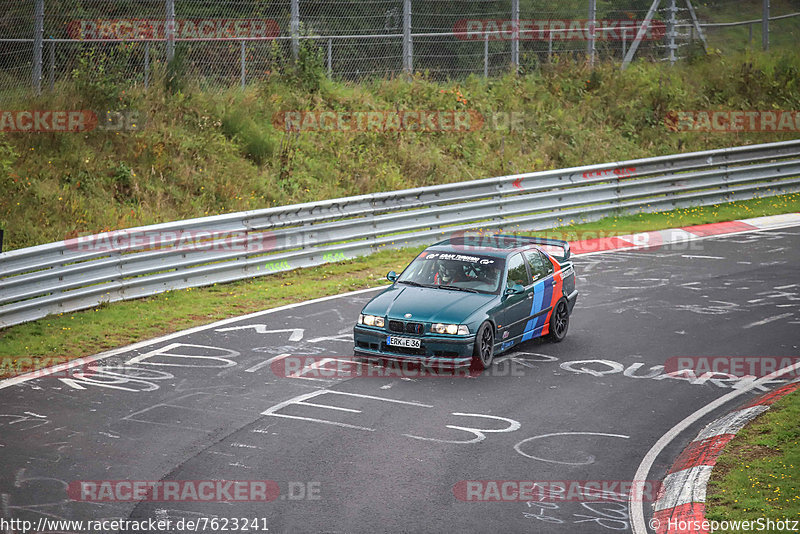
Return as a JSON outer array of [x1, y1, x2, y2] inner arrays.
[[359, 314, 385, 327], [431, 323, 470, 335]]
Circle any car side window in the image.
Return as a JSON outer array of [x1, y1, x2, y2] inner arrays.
[[540, 251, 554, 276], [525, 250, 553, 281], [506, 253, 531, 287]]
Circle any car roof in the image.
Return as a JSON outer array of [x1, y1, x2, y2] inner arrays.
[[428, 235, 544, 258]]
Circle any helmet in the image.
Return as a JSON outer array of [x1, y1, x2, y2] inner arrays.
[[437, 261, 454, 284]]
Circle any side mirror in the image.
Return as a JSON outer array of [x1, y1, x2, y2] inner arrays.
[[504, 283, 525, 296], [387, 271, 399, 282]]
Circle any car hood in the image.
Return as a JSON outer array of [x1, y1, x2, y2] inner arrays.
[[363, 285, 496, 324]]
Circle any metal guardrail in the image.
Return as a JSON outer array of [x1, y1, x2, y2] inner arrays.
[[2, 139, 800, 328]]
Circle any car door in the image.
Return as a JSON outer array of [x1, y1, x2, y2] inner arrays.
[[499, 252, 533, 349], [520, 249, 556, 341]]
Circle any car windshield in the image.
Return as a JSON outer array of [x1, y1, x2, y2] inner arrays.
[[397, 251, 505, 294]]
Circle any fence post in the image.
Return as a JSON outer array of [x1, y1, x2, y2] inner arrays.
[[48, 39, 55, 91], [587, 0, 596, 66], [291, 0, 299, 61], [403, 0, 412, 75], [548, 28, 552, 62], [166, 0, 175, 62], [484, 34, 488, 77], [327, 38, 332, 77], [33, 0, 44, 94], [667, 0, 677, 64], [240, 40, 246, 89], [762, 0, 769, 51], [622, 29, 627, 59], [144, 41, 150, 88], [511, 0, 519, 68]]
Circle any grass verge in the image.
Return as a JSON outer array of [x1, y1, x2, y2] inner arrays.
[[2, 49, 800, 251], [705, 389, 800, 528], [1, 192, 798, 377]]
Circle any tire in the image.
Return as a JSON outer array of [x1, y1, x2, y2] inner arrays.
[[547, 298, 570, 342], [471, 322, 495, 371]]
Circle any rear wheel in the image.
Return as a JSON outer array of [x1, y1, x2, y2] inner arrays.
[[471, 322, 495, 371], [547, 299, 569, 342]]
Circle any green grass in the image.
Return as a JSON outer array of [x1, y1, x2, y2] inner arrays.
[[695, 0, 800, 55], [705, 389, 800, 529], [1, 192, 798, 377], [2, 49, 800, 251]]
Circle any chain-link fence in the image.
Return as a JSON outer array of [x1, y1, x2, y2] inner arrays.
[[1, 0, 798, 94]]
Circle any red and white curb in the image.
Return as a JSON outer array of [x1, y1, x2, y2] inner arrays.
[[650, 380, 800, 533], [569, 212, 800, 255]]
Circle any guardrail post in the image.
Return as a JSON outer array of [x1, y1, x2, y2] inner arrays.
[[762, 0, 769, 51], [291, 0, 300, 61], [403, 0, 412, 75], [33, 0, 44, 94], [166, 0, 175, 62]]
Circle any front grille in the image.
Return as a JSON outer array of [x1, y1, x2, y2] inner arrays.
[[405, 322, 424, 335], [388, 320, 404, 333], [388, 320, 424, 335]]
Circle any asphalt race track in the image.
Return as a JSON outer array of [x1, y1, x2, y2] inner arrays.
[[1, 226, 798, 534]]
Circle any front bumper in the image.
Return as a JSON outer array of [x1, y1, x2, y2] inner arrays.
[[353, 325, 475, 368]]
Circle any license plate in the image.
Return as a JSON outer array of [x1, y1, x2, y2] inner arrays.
[[387, 336, 421, 349]]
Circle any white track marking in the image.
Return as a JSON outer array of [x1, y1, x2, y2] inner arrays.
[[214, 326, 305, 342], [514, 432, 630, 465], [681, 255, 724, 260], [743, 313, 793, 329], [629, 362, 800, 534], [265, 413, 375, 431], [244, 353, 291, 373], [287, 358, 338, 379], [261, 389, 432, 432], [299, 402, 361, 413], [404, 413, 521, 444]]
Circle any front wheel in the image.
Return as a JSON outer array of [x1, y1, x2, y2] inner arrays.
[[547, 299, 570, 342], [471, 322, 495, 371]]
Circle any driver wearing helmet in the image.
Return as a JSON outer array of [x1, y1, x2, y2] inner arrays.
[[434, 261, 456, 285]]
